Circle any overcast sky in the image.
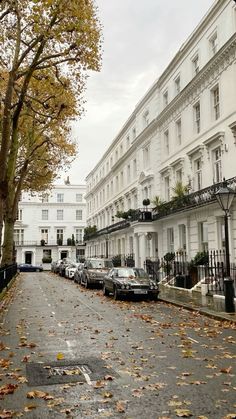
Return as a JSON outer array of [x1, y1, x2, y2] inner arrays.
[[58, 0, 215, 185]]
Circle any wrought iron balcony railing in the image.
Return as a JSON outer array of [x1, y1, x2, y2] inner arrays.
[[85, 177, 236, 241]]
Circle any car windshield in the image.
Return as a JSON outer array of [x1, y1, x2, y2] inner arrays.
[[117, 268, 149, 278], [88, 260, 113, 269]]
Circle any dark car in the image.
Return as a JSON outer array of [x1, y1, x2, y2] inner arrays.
[[103, 267, 159, 300], [17, 263, 43, 272], [74, 263, 84, 284], [80, 258, 113, 288]]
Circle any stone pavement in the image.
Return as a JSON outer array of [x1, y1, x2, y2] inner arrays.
[[159, 283, 236, 323]]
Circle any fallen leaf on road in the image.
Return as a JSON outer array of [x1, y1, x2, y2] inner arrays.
[[24, 405, 37, 412], [21, 355, 30, 363], [116, 401, 126, 413], [56, 352, 64, 360], [102, 391, 113, 398], [175, 409, 193, 417], [220, 366, 232, 374], [0, 410, 15, 418], [0, 383, 18, 395]]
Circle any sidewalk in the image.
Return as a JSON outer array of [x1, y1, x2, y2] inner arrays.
[[159, 283, 236, 323]]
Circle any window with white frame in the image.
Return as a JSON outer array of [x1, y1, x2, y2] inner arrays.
[[194, 102, 200, 134], [194, 158, 202, 191], [76, 194, 82, 202], [178, 224, 186, 251], [120, 144, 123, 156], [143, 144, 150, 168], [176, 168, 182, 183], [175, 75, 180, 95], [164, 130, 169, 155], [212, 85, 220, 120], [199, 221, 208, 252], [218, 217, 225, 250], [41, 229, 48, 243], [111, 180, 113, 195], [57, 209, 63, 220], [209, 31, 217, 56], [212, 146, 222, 183], [176, 119, 181, 145], [126, 136, 130, 150], [120, 171, 124, 188], [192, 54, 199, 75], [133, 159, 137, 178], [132, 127, 136, 140], [57, 229, 63, 243], [57, 193, 64, 203], [16, 209, 22, 221], [115, 149, 118, 162], [107, 184, 109, 198], [14, 229, 24, 245], [42, 209, 48, 220], [163, 90, 168, 107], [76, 209, 82, 220], [164, 176, 170, 201], [143, 110, 149, 127], [75, 228, 83, 244], [167, 228, 174, 253], [41, 193, 49, 203], [127, 164, 131, 179]]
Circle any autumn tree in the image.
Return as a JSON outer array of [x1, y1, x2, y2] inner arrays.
[[0, 0, 102, 264], [1, 70, 79, 264]]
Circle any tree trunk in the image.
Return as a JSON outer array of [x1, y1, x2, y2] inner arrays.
[[1, 216, 15, 266]]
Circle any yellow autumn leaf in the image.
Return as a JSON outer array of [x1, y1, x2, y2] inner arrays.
[[175, 409, 193, 417], [56, 352, 64, 360]]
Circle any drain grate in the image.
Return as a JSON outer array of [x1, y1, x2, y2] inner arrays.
[[26, 357, 118, 386]]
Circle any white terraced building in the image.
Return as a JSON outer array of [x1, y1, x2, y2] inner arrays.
[[14, 181, 86, 266], [85, 0, 236, 272]]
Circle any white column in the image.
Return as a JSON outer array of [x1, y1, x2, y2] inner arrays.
[[139, 233, 146, 269], [134, 234, 139, 267]]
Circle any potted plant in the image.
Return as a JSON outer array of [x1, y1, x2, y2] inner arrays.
[[57, 238, 63, 245], [67, 237, 72, 245], [42, 257, 52, 263], [71, 234, 75, 246], [40, 239, 45, 246]]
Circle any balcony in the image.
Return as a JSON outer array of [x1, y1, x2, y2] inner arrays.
[[84, 177, 236, 241], [14, 241, 85, 247]]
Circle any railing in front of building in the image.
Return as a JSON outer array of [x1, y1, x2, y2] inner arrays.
[[14, 241, 85, 247], [85, 177, 236, 241], [0, 263, 18, 294], [144, 250, 236, 296]]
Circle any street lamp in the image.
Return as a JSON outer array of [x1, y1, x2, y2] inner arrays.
[[215, 178, 235, 312]]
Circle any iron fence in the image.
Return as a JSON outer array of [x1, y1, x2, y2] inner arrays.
[[144, 250, 236, 296], [0, 264, 18, 294]]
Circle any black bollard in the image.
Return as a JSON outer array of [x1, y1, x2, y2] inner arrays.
[[224, 277, 235, 313]]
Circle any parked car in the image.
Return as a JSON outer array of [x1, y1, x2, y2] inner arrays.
[[65, 263, 81, 280], [51, 259, 62, 273], [80, 258, 113, 288], [74, 263, 84, 284], [103, 267, 159, 300], [58, 258, 74, 277], [17, 263, 43, 272]]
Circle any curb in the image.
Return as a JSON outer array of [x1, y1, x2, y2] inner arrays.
[[159, 296, 236, 324]]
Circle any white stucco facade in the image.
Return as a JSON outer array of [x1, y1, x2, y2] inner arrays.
[[85, 0, 236, 268], [14, 182, 86, 265]]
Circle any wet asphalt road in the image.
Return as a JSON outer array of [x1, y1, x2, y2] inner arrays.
[[0, 272, 235, 419]]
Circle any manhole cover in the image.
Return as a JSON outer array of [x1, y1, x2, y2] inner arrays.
[[26, 357, 118, 386]]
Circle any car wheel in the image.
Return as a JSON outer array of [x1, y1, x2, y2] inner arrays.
[[149, 294, 158, 301], [113, 286, 119, 300], [103, 284, 109, 296], [84, 276, 89, 289], [36, 268, 40, 272]]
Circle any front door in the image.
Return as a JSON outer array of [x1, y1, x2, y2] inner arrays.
[[25, 252, 32, 264], [61, 251, 68, 259]]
